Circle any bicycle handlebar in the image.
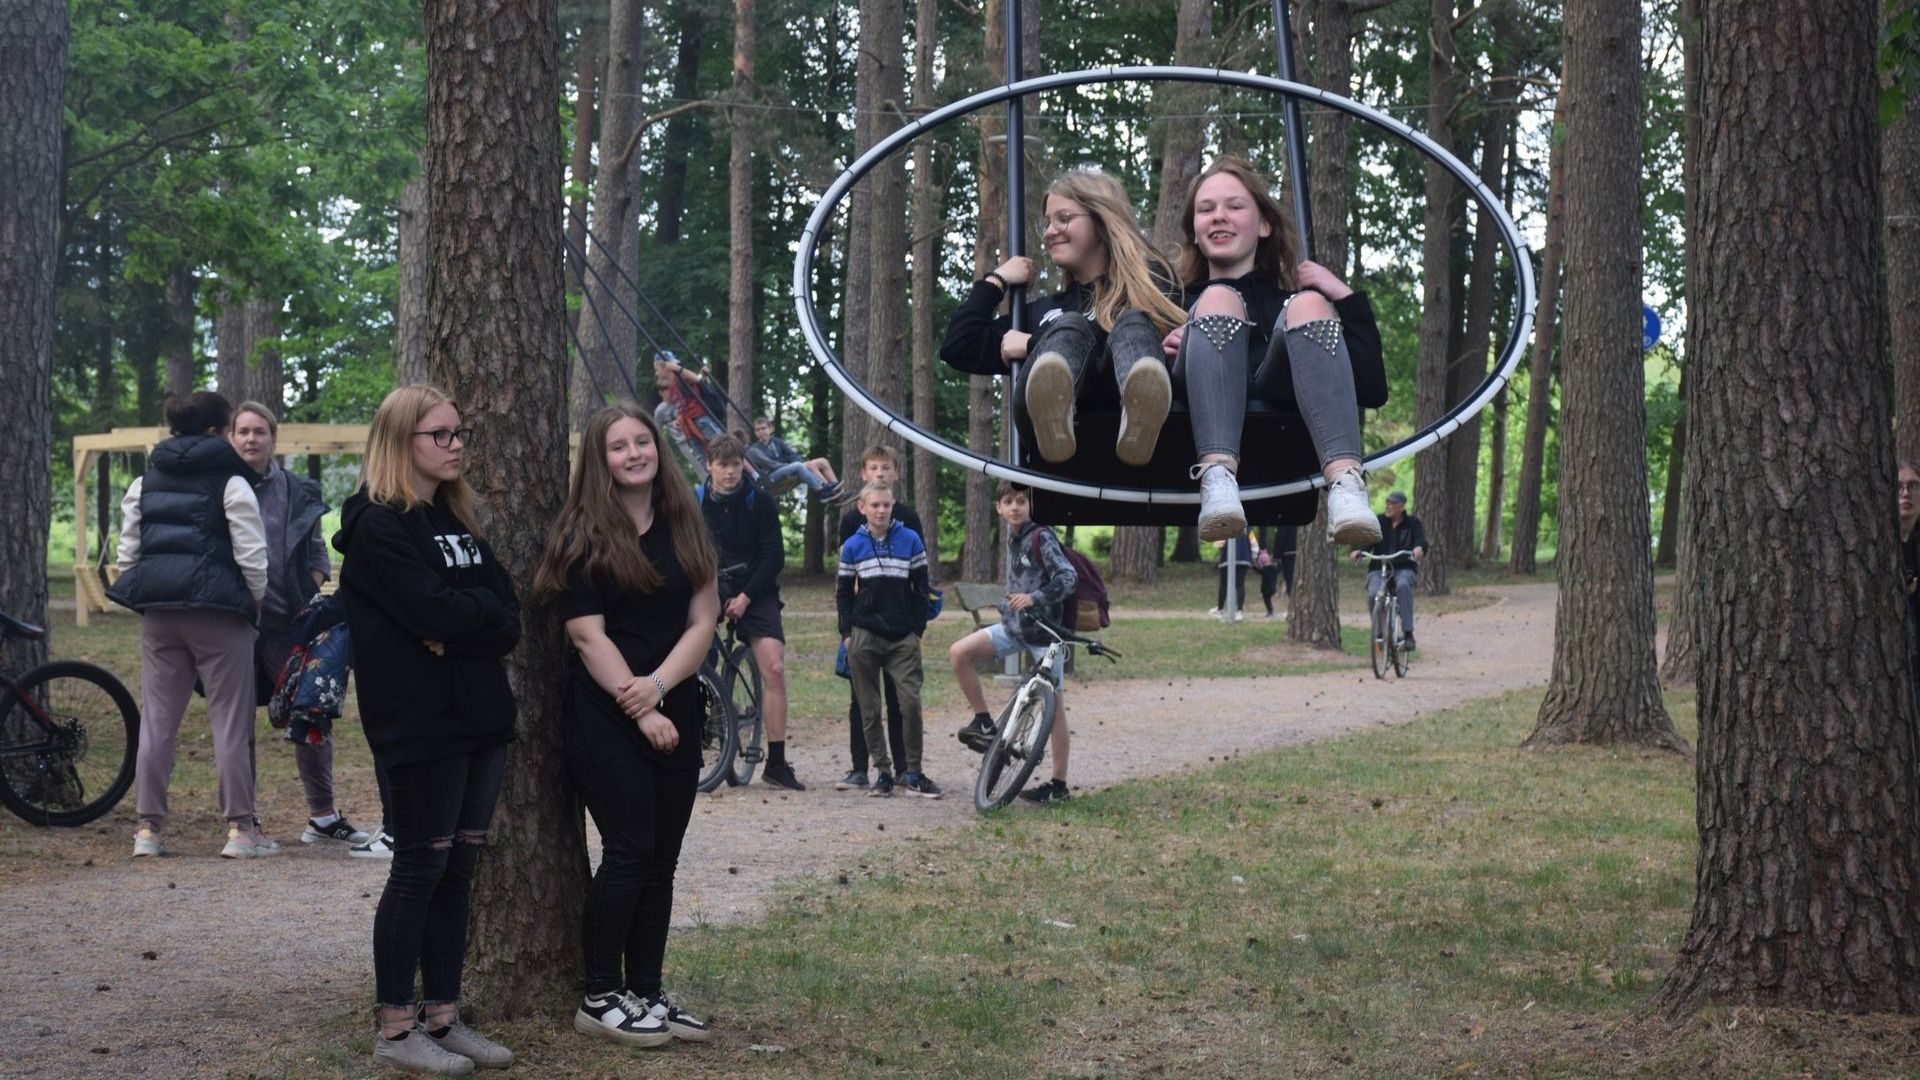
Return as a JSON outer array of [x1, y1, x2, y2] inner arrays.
[[1356, 550, 1415, 563], [1030, 616, 1122, 662]]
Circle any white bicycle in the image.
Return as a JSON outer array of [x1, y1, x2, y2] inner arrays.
[[973, 618, 1119, 812]]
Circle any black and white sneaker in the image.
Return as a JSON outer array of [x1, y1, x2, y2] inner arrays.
[[637, 991, 712, 1042], [899, 772, 943, 799], [574, 991, 670, 1048], [302, 816, 373, 845], [868, 772, 895, 798], [1018, 778, 1072, 804], [957, 715, 996, 754]]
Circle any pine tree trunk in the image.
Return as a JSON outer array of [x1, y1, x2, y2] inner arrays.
[[653, 9, 701, 246], [1653, 0, 1920, 1016], [1411, 0, 1459, 594], [839, 0, 877, 481], [964, 0, 1009, 585], [1508, 91, 1567, 576], [1522, 0, 1684, 753], [805, 361, 832, 574], [162, 262, 196, 397], [726, 0, 757, 415], [1169, 527, 1200, 562], [1889, 6, 1920, 462], [217, 294, 281, 410], [424, 0, 585, 1016], [573, 0, 643, 428], [909, 0, 940, 566], [1288, 494, 1342, 648], [860, 0, 908, 460], [1658, 0, 1703, 687], [0, 0, 64, 680], [563, 23, 598, 330], [397, 165, 431, 385]]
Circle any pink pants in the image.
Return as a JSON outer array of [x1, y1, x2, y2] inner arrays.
[[134, 609, 258, 830]]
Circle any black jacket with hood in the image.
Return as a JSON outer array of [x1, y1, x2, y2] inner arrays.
[[333, 487, 521, 766]]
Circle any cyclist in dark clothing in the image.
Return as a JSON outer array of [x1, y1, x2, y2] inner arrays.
[[1351, 490, 1427, 649]]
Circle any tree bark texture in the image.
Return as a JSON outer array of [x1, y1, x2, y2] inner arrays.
[[1522, 0, 1683, 753], [1889, 19, 1920, 462], [563, 22, 598, 327], [1508, 91, 1567, 576], [1288, 493, 1343, 648], [163, 262, 197, 397], [963, 0, 1009, 585], [424, 0, 585, 1016], [653, 8, 701, 246], [0, 0, 65, 678], [1659, 0, 1704, 687], [397, 166, 431, 385], [1652, 0, 1920, 1017], [727, 0, 758, 416], [909, 0, 939, 565], [216, 293, 282, 412], [858, 0, 908, 469], [1411, 0, 1459, 594], [572, 0, 643, 429]]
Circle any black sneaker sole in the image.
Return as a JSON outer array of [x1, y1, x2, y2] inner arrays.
[[957, 728, 993, 753]]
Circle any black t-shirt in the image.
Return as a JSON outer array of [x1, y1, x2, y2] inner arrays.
[[558, 525, 704, 770]]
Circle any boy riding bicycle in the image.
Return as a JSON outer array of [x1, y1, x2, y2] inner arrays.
[[699, 436, 804, 790], [1350, 490, 1427, 649], [949, 482, 1079, 804]]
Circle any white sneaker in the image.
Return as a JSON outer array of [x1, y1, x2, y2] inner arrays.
[[1193, 462, 1246, 542], [220, 826, 282, 859], [1115, 359, 1171, 466], [132, 826, 164, 859], [1024, 352, 1079, 463], [1325, 466, 1382, 546], [1230, 611, 1244, 622], [574, 990, 671, 1048], [373, 1024, 475, 1074], [349, 831, 395, 859]]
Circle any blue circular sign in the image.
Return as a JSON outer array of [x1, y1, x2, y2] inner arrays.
[[1643, 305, 1662, 351]]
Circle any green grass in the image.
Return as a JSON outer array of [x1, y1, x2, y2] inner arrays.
[[241, 688, 1920, 1078]]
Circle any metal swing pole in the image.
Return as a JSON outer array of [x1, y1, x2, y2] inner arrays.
[[1000, 0, 1028, 674]]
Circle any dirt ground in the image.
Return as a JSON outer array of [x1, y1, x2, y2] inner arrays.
[[0, 582, 1558, 1079]]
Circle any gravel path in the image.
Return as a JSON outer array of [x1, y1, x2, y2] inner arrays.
[[1, 581, 1558, 1078]]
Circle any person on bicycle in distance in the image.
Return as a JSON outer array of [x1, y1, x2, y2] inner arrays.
[[949, 482, 1079, 805], [834, 445, 925, 791], [229, 401, 377, 851], [109, 390, 270, 860], [334, 384, 520, 1073], [698, 436, 805, 791], [837, 481, 937, 799], [1350, 490, 1426, 650], [532, 403, 719, 1052], [1165, 156, 1385, 546], [940, 166, 1188, 470]]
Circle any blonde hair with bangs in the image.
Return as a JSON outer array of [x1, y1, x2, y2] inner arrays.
[[1043, 167, 1187, 334], [360, 384, 484, 537]]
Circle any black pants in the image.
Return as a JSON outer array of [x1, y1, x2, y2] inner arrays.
[[847, 677, 906, 773], [574, 752, 698, 997], [372, 743, 508, 1007], [1216, 565, 1251, 612], [1259, 564, 1286, 614]]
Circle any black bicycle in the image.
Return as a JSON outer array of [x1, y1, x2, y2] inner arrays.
[[0, 610, 141, 826], [694, 564, 766, 793], [1358, 551, 1415, 679]]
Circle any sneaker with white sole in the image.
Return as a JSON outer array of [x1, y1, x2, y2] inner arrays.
[[132, 826, 164, 859], [1325, 466, 1382, 546], [1115, 359, 1171, 466], [1024, 352, 1079, 463], [374, 1025, 474, 1074], [574, 990, 671, 1048], [221, 826, 281, 859], [349, 831, 396, 859], [303, 816, 373, 845], [423, 1017, 513, 1070], [899, 771, 943, 799], [637, 991, 713, 1042], [1193, 462, 1247, 542], [833, 770, 869, 791]]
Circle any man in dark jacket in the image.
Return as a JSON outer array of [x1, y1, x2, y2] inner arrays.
[[1351, 490, 1427, 649], [700, 436, 805, 790], [232, 402, 375, 848]]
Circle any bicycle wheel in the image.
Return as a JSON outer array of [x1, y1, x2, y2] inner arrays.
[[723, 642, 764, 786], [973, 680, 1056, 811], [694, 665, 737, 794], [1391, 602, 1412, 678], [1369, 595, 1391, 680], [0, 661, 140, 827]]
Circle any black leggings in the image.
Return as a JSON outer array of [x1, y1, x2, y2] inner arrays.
[[574, 752, 698, 997], [372, 743, 508, 1007]]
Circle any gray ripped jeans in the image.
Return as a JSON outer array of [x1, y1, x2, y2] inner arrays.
[[1175, 286, 1363, 466]]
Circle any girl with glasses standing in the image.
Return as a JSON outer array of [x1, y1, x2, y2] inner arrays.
[[335, 384, 521, 1074], [940, 166, 1188, 472]]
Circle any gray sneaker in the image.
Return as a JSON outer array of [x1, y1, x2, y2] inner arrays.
[[1115, 359, 1171, 466], [1024, 351, 1079, 463], [373, 1025, 475, 1074], [425, 1019, 513, 1070], [1193, 462, 1246, 543]]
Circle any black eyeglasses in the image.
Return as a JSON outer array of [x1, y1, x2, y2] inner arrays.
[[413, 428, 472, 449], [1900, 482, 1920, 496]]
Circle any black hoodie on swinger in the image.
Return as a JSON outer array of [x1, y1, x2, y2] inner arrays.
[[333, 488, 521, 767]]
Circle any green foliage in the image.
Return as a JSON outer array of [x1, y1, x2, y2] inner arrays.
[[1884, 0, 1920, 125]]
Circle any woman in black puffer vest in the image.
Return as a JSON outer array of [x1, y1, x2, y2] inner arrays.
[[108, 391, 272, 860]]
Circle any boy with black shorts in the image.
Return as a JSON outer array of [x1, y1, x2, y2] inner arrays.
[[834, 444, 924, 790], [700, 436, 805, 790]]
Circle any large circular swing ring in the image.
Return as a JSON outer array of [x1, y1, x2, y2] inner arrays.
[[792, 65, 1537, 504]]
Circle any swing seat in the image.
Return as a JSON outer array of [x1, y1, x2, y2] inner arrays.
[[1019, 397, 1322, 528]]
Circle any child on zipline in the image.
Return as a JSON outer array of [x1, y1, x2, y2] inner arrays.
[[1165, 155, 1386, 545]]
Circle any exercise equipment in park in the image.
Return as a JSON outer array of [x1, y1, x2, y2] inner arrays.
[[791, 5, 1537, 527]]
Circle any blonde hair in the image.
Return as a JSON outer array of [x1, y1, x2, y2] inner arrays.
[[858, 480, 895, 504], [360, 384, 484, 537], [233, 400, 279, 437], [534, 404, 717, 601], [1044, 167, 1187, 334]]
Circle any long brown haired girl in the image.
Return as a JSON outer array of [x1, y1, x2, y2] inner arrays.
[[533, 403, 719, 1050]]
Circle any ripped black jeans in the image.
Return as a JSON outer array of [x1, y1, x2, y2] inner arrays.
[[372, 743, 509, 1008]]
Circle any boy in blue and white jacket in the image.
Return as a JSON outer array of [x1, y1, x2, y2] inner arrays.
[[836, 481, 937, 799]]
